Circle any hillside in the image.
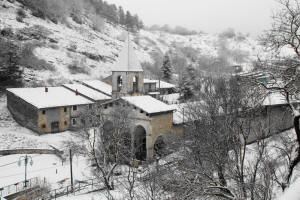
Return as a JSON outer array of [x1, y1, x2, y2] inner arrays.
[[0, 0, 267, 88]]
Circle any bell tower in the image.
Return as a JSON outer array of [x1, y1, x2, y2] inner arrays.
[[112, 34, 144, 99]]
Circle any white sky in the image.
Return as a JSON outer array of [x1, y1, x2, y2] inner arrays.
[[107, 0, 278, 37]]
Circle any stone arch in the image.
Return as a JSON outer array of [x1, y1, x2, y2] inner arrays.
[[117, 75, 123, 92], [133, 125, 147, 161]]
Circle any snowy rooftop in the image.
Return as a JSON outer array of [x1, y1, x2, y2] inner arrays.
[[156, 80, 176, 89], [121, 96, 174, 114], [7, 87, 93, 109], [63, 84, 111, 101], [144, 79, 157, 84], [143, 79, 176, 89], [81, 80, 112, 96], [113, 35, 143, 72]]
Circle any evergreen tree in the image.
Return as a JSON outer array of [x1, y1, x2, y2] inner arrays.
[[0, 37, 23, 87], [118, 6, 125, 25], [179, 65, 196, 101], [125, 11, 133, 30], [161, 53, 172, 82]]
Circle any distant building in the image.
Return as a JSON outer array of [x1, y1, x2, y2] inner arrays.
[[7, 87, 93, 134]]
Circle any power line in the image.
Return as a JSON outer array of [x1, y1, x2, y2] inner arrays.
[[0, 154, 43, 168]]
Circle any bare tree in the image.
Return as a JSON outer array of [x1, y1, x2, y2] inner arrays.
[[162, 76, 278, 199], [260, 0, 300, 188], [77, 104, 133, 190]]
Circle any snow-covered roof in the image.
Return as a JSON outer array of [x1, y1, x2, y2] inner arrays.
[[63, 84, 111, 101], [156, 80, 175, 89], [121, 96, 174, 114], [161, 93, 180, 104], [7, 87, 93, 109], [143, 79, 175, 89], [170, 101, 205, 124], [81, 80, 112, 96], [144, 79, 157, 84], [113, 35, 143, 72]]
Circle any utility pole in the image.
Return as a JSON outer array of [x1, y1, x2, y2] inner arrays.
[[69, 149, 74, 192], [18, 155, 33, 188]]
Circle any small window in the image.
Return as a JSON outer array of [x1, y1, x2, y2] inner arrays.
[[109, 103, 113, 107], [89, 104, 92, 109], [104, 105, 108, 109], [64, 107, 67, 112], [42, 110, 46, 115], [134, 107, 136, 110], [140, 110, 144, 113], [73, 106, 77, 111], [146, 113, 149, 117], [42, 124, 46, 128], [72, 118, 77, 125], [64, 121, 68, 125]]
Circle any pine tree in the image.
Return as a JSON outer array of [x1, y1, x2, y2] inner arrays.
[[161, 54, 172, 82], [118, 6, 125, 25], [0, 38, 23, 87], [125, 11, 133, 30]]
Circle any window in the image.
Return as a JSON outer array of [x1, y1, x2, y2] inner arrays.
[[42, 110, 46, 115], [104, 105, 108, 109], [64, 107, 67, 112], [72, 118, 77, 125], [64, 121, 68, 125], [73, 105, 77, 111], [42, 124, 46, 128], [109, 103, 113, 107], [140, 110, 144, 113], [89, 104, 92, 109]]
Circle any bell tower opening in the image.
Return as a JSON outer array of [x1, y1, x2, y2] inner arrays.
[[133, 76, 138, 93], [117, 76, 123, 92]]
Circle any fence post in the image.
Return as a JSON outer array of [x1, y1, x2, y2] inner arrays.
[[67, 185, 69, 196], [54, 189, 56, 200]]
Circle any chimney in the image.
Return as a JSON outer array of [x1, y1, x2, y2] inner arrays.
[[75, 89, 79, 95], [45, 87, 48, 93]]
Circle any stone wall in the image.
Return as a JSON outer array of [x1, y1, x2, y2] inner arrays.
[[6, 91, 39, 132]]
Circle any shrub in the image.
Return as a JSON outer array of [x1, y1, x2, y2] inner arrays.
[[16, 8, 26, 19], [7, 0, 15, 3], [16, 25, 52, 41], [0, 27, 14, 37], [71, 12, 83, 25], [68, 60, 90, 74], [20, 42, 56, 71]]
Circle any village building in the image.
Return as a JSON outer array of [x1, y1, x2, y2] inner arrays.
[[101, 95, 174, 160], [6, 87, 94, 134]]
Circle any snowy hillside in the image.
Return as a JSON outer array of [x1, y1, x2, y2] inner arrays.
[[0, 0, 266, 87]]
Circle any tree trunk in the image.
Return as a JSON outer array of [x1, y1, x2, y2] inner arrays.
[[285, 115, 300, 190]]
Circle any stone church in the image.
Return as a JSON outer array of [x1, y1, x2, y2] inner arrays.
[[6, 35, 179, 160]]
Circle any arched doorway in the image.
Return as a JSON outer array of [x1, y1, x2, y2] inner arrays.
[[133, 125, 147, 161]]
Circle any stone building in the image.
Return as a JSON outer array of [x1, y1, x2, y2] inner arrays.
[[7, 87, 93, 134], [101, 95, 174, 160]]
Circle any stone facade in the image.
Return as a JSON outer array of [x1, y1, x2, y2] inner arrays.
[[7, 91, 39, 133], [102, 99, 173, 159]]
